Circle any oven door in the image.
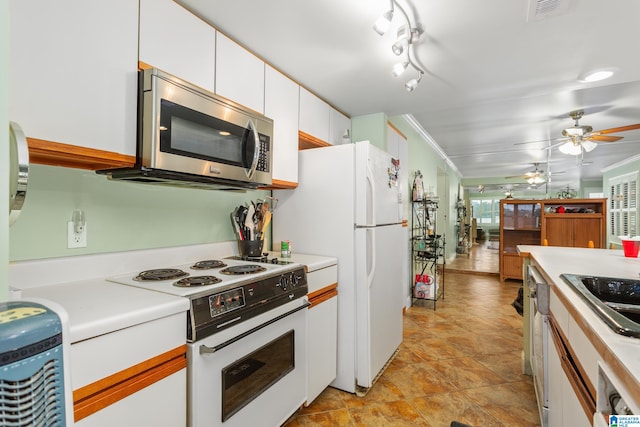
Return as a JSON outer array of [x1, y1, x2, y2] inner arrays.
[[187, 298, 308, 427]]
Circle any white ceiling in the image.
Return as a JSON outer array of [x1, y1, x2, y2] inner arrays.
[[178, 0, 640, 195]]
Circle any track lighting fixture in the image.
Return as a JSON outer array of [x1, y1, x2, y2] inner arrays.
[[392, 61, 409, 77], [391, 26, 410, 56], [373, 7, 394, 36], [373, 0, 426, 92], [405, 71, 423, 92]]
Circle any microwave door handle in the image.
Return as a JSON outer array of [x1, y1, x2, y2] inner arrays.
[[246, 119, 260, 179]]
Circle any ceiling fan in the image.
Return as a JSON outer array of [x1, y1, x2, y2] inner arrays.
[[506, 163, 560, 184], [554, 110, 640, 155]]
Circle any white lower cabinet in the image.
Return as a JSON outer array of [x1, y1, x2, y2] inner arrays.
[[75, 372, 186, 427], [304, 263, 338, 405], [308, 296, 338, 403], [71, 313, 187, 426]]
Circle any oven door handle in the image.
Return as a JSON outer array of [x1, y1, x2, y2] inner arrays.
[[199, 301, 311, 355]]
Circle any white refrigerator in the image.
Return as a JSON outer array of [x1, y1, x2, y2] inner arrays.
[[273, 141, 404, 394]]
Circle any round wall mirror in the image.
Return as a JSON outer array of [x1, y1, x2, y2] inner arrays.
[[9, 122, 29, 226]]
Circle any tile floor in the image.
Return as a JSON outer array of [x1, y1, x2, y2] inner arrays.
[[285, 244, 540, 427]]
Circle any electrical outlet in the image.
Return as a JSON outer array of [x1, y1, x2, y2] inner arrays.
[[67, 221, 87, 248]]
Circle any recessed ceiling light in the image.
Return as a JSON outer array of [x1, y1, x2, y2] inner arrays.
[[578, 69, 615, 83]]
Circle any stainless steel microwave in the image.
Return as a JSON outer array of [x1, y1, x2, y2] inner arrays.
[[98, 68, 273, 190]]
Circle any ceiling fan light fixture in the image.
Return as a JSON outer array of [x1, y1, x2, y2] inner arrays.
[[559, 141, 582, 156], [581, 140, 598, 152], [527, 175, 545, 184]]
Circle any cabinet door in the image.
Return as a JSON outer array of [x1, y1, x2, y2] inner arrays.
[[307, 297, 338, 405], [215, 33, 265, 113], [139, 0, 216, 93], [502, 253, 523, 280], [545, 217, 573, 247], [329, 108, 350, 145], [265, 66, 299, 185], [299, 87, 331, 143], [9, 0, 138, 155], [572, 218, 601, 248]]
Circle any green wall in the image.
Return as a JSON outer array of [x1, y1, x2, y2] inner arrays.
[[351, 113, 388, 150], [2, 0, 9, 299], [388, 116, 462, 262], [9, 165, 269, 261]]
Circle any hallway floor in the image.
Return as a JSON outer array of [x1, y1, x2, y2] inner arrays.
[[285, 263, 539, 426], [446, 240, 499, 275]]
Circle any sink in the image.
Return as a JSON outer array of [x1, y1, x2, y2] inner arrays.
[[561, 274, 640, 338]]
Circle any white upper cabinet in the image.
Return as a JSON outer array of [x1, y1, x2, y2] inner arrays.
[[9, 0, 139, 155], [215, 33, 265, 114], [139, 0, 216, 93], [299, 87, 331, 143], [329, 109, 351, 146], [265, 66, 299, 185]]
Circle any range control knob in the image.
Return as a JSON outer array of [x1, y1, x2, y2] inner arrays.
[[289, 273, 299, 287], [279, 275, 289, 291]]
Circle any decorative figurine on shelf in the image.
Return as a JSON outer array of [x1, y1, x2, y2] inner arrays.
[[412, 170, 424, 201]]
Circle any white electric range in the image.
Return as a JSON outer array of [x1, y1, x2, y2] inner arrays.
[[107, 255, 310, 427]]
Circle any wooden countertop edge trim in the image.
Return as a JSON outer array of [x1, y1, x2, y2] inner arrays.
[[73, 344, 187, 421], [27, 137, 136, 170], [548, 313, 596, 419], [308, 283, 338, 307], [551, 285, 640, 407]]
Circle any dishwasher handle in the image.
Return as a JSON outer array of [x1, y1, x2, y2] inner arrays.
[[527, 265, 550, 315]]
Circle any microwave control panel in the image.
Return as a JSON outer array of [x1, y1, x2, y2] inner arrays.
[[257, 134, 270, 172]]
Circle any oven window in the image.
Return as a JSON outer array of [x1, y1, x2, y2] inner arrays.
[[221, 330, 295, 422], [159, 99, 253, 167]]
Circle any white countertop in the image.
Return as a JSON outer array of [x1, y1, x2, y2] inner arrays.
[[266, 251, 337, 272], [519, 245, 640, 400], [19, 279, 189, 344]]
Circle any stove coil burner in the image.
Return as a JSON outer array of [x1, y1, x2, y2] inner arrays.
[[191, 260, 227, 270], [220, 264, 267, 275], [134, 268, 189, 281], [173, 275, 222, 287]]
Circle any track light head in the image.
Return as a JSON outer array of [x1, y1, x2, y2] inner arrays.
[[392, 61, 409, 77], [391, 26, 410, 56], [373, 9, 394, 35], [405, 71, 423, 92]]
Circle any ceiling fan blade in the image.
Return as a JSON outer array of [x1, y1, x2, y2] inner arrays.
[[513, 136, 567, 146], [597, 123, 640, 134], [589, 134, 623, 143], [543, 141, 566, 151]]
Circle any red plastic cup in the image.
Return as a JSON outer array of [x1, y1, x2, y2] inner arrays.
[[621, 239, 640, 258]]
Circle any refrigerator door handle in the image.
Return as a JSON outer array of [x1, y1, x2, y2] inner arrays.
[[367, 228, 376, 287], [366, 163, 375, 226]]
